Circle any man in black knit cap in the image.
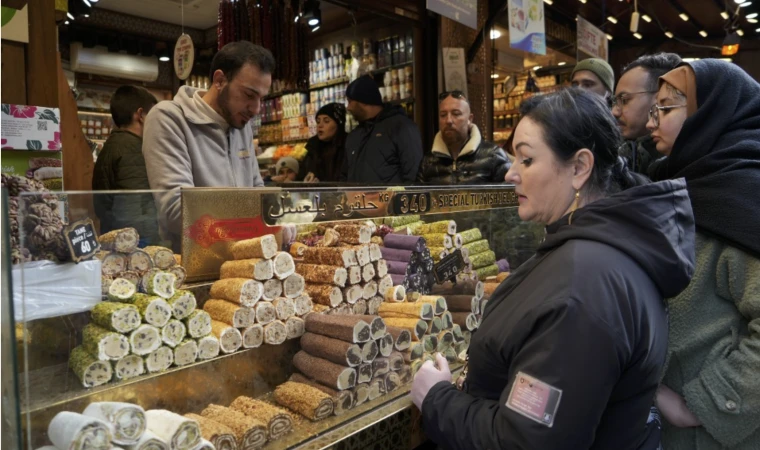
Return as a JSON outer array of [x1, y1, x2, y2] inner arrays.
[[341, 75, 423, 184]]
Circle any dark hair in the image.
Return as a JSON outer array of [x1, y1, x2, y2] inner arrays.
[[621, 53, 682, 92], [210, 41, 275, 81], [519, 88, 649, 196], [110, 85, 158, 128]]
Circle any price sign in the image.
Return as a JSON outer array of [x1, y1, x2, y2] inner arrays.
[[391, 191, 431, 215], [433, 249, 466, 283], [64, 218, 100, 262]]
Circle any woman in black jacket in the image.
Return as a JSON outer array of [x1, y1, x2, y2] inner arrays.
[[299, 103, 347, 183], [411, 88, 697, 450]]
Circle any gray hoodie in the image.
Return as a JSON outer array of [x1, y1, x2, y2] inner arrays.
[[143, 86, 263, 249]]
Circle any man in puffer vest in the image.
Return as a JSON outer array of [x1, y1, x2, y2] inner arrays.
[[418, 91, 510, 185]]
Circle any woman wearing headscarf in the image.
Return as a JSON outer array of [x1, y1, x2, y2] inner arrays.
[[299, 103, 347, 182], [411, 88, 696, 449], [646, 60, 760, 449]]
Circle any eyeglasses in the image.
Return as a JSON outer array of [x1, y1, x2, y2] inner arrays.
[[648, 104, 687, 128], [610, 91, 657, 108], [439, 90, 467, 102]]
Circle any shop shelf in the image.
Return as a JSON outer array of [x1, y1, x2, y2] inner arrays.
[[493, 109, 519, 116], [370, 60, 413, 76], [309, 77, 350, 90]]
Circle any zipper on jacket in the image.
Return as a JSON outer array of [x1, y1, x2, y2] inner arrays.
[[227, 132, 238, 186]]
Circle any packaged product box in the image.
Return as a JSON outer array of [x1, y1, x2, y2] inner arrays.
[[1, 104, 62, 151]]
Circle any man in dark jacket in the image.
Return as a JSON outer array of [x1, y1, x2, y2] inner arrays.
[[92, 85, 161, 246], [418, 91, 510, 184], [341, 76, 423, 184], [613, 53, 681, 174]]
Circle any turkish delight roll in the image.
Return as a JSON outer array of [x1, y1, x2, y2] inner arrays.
[[262, 279, 283, 301], [334, 224, 371, 244], [419, 220, 456, 235], [383, 234, 426, 252], [471, 250, 496, 269], [264, 320, 288, 345], [451, 312, 479, 331], [242, 323, 264, 348], [300, 332, 363, 367], [384, 285, 406, 303], [220, 258, 273, 281], [361, 263, 376, 283], [367, 296, 384, 315], [285, 316, 305, 339], [231, 235, 278, 260], [380, 247, 412, 263], [423, 335, 439, 353], [204, 299, 255, 328], [383, 371, 402, 392], [388, 351, 405, 372], [145, 272, 176, 299], [343, 285, 363, 304], [127, 249, 153, 272], [145, 410, 201, 450], [360, 340, 378, 363], [144, 346, 173, 373], [293, 351, 356, 390], [122, 430, 167, 450], [295, 263, 347, 287], [386, 260, 409, 276], [133, 294, 172, 328], [130, 324, 162, 356], [289, 242, 308, 258], [191, 438, 214, 450], [196, 335, 220, 360], [211, 320, 242, 353], [160, 320, 187, 348], [352, 299, 368, 315], [437, 330, 455, 351], [347, 265, 362, 285], [83, 402, 146, 446], [444, 295, 478, 313], [173, 339, 198, 366], [305, 284, 343, 307], [168, 265, 187, 289], [101, 276, 114, 298], [82, 323, 129, 361], [398, 364, 413, 384], [272, 252, 296, 280], [210, 278, 263, 307], [475, 264, 499, 281], [374, 259, 388, 278], [255, 301, 276, 324], [113, 354, 145, 381], [138, 268, 161, 293], [100, 228, 139, 253], [107, 278, 137, 302], [294, 294, 314, 316], [357, 363, 373, 383], [302, 247, 357, 267], [429, 317, 444, 335], [272, 297, 296, 321], [378, 333, 394, 357], [289, 373, 355, 416], [274, 382, 334, 421], [144, 247, 176, 269], [183, 414, 236, 450], [452, 234, 464, 249], [228, 396, 293, 441], [305, 313, 371, 343], [368, 378, 385, 400], [417, 295, 447, 315], [386, 326, 412, 351], [432, 279, 484, 299], [369, 243, 382, 262], [184, 310, 212, 338], [378, 302, 433, 320], [48, 412, 112, 450], [351, 245, 370, 267], [92, 302, 140, 333], [349, 315, 386, 339], [352, 383, 370, 406], [451, 324, 465, 343], [423, 233, 453, 249], [459, 228, 482, 245], [118, 271, 140, 287], [200, 405, 268, 450], [98, 251, 127, 276], [382, 318, 427, 341], [283, 273, 305, 299], [70, 346, 113, 387]]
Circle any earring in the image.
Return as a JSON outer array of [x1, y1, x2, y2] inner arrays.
[[568, 190, 580, 225]]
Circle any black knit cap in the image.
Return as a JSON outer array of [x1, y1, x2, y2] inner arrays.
[[316, 102, 346, 127], [346, 75, 383, 106]]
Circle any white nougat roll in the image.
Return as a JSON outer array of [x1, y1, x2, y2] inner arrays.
[[124, 429, 168, 450], [82, 402, 146, 446], [48, 412, 112, 450], [145, 410, 201, 450], [192, 439, 214, 450]]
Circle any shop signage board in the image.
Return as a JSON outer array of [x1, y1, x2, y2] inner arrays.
[[443, 48, 468, 98], [576, 15, 608, 61], [64, 218, 101, 262], [174, 34, 195, 81], [507, 0, 546, 55], [427, 0, 477, 30]]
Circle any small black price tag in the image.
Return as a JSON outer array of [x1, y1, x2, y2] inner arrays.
[[433, 249, 466, 284], [64, 218, 100, 262]]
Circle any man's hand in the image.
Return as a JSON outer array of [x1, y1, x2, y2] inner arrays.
[[657, 384, 703, 428], [411, 353, 452, 409]]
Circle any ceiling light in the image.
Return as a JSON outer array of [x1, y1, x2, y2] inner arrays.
[[159, 55, 170, 62], [83, 0, 92, 6], [491, 74, 499, 79], [308, 17, 319, 25], [579, 0, 586, 3], [490, 29, 502, 39], [665, 31, 674, 38], [735, 0, 743, 3], [722, 31, 741, 55], [83, 14, 89, 18], [740, 1, 751, 6], [748, 13, 758, 18], [158, 46, 170, 62], [606, 33, 613, 40], [533, 66, 542, 71], [608, 16, 618, 24], [738, 29, 745, 35], [311, 24, 320, 32], [633, 32, 643, 39], [67, 12, 75, 20], [680, 13, 689, 21], [543, 0, 553, 4], [699, 30, 708, 37], [757, 27, 760, 31], [294, 13, 300, 23], [64, 20, 69, 25], [721, 11, 730, 19], [558, 62, 566, 65], [749, 18, 758, 23], [642, 14, 652, 22]]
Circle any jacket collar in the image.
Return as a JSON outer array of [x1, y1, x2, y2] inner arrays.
[[174, 85, 228, 129], [432, 124, 483, 159]]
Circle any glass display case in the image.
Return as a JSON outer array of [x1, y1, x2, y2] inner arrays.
[[6, 185, 542, 449]]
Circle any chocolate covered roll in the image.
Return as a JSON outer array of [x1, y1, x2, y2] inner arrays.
[[300, 332, 363, 367], [293, 351, 356, 390]]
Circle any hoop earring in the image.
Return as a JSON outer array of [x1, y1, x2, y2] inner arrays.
[[568, 190, 580, 225]]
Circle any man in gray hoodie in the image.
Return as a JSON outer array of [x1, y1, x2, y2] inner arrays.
[[143, 42, 274, 250]]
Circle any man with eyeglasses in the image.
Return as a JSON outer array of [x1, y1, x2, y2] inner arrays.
[[341, 75, 423, 184], [418, 91, 510, 184], [612, 53, 682, 174]]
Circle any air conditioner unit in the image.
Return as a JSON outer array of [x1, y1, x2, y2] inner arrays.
[[70, 42, 159, 82]]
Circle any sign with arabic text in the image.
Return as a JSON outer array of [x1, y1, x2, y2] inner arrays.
[[508, 0, 546, 55], [576, 16, 608, 61], [427, 0, 477, 30]]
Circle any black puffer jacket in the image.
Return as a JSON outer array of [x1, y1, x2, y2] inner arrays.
[[418, 125, 511, 184], [422, 179, 696, 450], [341, 105, 423, 184]]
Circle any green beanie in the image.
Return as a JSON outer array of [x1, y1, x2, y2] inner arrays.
[[572, 58, 615, 93]]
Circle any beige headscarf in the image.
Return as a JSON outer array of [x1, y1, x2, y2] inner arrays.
[[659, 65, 698, 117]]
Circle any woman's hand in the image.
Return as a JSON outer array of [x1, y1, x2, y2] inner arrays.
[[656, 384, 703, 428], [411, 353, 452, 409]]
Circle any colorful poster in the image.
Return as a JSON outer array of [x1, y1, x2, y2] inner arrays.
[[442, 48, 468, 98], [1, 5, 29, 44], [426, 0, 478, 30], [508, 0, 546, 55], [577, 15, 608, 61]]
